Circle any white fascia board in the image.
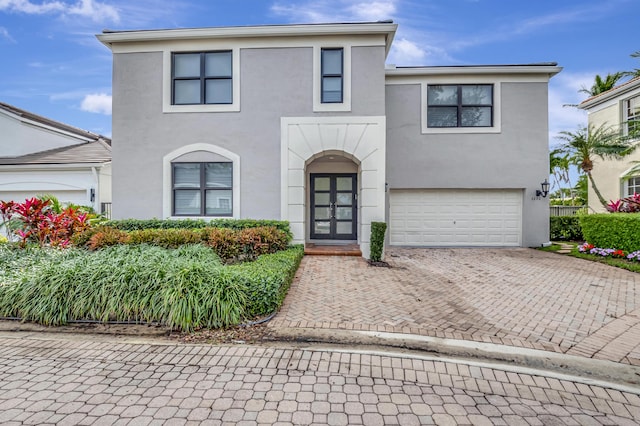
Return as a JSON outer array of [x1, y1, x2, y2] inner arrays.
[[385, 65, 562, 80], [97, 22, 397, 53], [579, 79, 640, 111]]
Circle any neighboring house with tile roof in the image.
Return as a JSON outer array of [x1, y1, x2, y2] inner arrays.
[[97, 21, 560, 257], [0, 102, 112, 214], [579, 77, 640, 212]]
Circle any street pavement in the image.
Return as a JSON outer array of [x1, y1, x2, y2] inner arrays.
[[2, 247, 640, 424], [0, 332, 639, 425]]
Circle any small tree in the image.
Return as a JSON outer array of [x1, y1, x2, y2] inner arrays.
[[557, 124, 635, 209]]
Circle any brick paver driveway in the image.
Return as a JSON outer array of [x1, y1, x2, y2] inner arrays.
[[269, 248, 640, 365], [2, 334, 639, 425]]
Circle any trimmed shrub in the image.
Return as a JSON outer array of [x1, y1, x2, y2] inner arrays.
[[127, 228, 204, 249], [232, 245, 304, 318], [369, 221, 387, 262], [550, 216, 583, 241], [579, 213, 640, 252], [105, 218, 292, 241], [204, 228, 240, 260], [87, 226, 130, 250], [238, 226, 289, 260], [80, 225, 289, 262]]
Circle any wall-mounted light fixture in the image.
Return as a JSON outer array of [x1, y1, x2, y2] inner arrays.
[[90, 188, 95, 202], [536, 179, 550, 198]]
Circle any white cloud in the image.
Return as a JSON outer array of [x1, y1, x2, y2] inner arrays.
[[67, 0, 119, 24], [80, 93, 111, 115], [347, 1, 396, 21], [0, 26, 15, 42], [0, 0, 119, 23], [388, 38, 425, 64], [0, 0, 65, 14], [271, 0, 397, 23]]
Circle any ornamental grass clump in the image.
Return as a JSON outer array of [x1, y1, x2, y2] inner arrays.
[[0, 244, 304, 331], [0, 244, 246, 331]]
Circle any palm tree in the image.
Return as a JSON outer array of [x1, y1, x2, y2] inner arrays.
[[549, 148, 571, 203], [623, 51, 640, 79], [578, 72, 626, 97], [556, 124, 635, 208]]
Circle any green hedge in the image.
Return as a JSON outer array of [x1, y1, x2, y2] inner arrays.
[[104, 218, 292, 240], [550, 216, 583, 241], [0, 244, 304, 331], [231, 244, 304, 318], [579, 213, 640, 252], [370, 221, 387, 261]]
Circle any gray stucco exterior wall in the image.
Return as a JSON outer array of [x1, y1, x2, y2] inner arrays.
[[385, 81, 550, 246], [111, 45, 386, 220]]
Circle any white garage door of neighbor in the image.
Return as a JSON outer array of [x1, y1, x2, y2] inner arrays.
[[389, 189, 523, 247], [0, 190, 87, 206]]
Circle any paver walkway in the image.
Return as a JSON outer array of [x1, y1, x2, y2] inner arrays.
[[1, 333, 639, 425], [269, 248, 640, 365]]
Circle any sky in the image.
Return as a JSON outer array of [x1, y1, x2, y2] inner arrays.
[[0, 0, 639, 150]]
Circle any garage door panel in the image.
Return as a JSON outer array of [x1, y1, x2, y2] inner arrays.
[[389, 189, 522, 247]]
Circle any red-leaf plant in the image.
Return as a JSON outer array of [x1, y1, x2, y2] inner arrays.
[[606, 192, 640, 213], [0, 198, 89, 247]]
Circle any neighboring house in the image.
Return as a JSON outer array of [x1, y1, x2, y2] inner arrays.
[[578, 77, 640, 212], [97, 21, 560, 257], [0, 102, 112, 214]]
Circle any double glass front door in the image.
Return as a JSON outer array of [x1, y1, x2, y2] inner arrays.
[[310, 174, 357, 240]]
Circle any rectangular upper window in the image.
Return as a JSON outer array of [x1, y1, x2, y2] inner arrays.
[[427, 84, 493, 128], [172, 51, 233, 105], [172, 162, 232, 216], [321, 48, 343, 103], [624, 94, 640, 136]]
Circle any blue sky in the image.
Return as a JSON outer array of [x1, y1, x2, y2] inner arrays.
[[1, 0, 639, 146]]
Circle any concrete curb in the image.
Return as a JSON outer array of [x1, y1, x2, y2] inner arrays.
[[268, 327, 640, 388]]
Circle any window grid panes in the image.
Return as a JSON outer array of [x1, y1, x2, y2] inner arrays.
[[173, 162, 232, 216], [172, 51, 232, 105], [628, 177, 640, 196], [625, 95, 640, 136], [321, 48, 343, 103], [427, 84, 493, 128]]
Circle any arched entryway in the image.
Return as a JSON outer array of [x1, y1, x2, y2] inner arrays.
[[280, 116, 386, 258]]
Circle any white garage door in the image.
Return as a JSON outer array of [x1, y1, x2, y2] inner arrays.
[[389, 189, 522, 247], [0, 190, 88, 206]]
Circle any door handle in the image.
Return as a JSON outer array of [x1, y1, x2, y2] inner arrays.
[[330, 202, 335, 219]]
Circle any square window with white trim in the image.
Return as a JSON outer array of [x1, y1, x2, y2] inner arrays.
[[172, 51, 233, 105], [173, 162, 233, 216], [427, 84, 493, 128]]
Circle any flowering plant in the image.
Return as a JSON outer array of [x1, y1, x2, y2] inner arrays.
[[589, 247, 615, 257], [579, 242, 636, 260], [578, 242, 594, 252], [612, 249, 626, 258]]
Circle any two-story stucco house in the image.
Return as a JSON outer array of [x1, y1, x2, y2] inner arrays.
[[579, 77, 640, 212], [97, 21, 560, 257]]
